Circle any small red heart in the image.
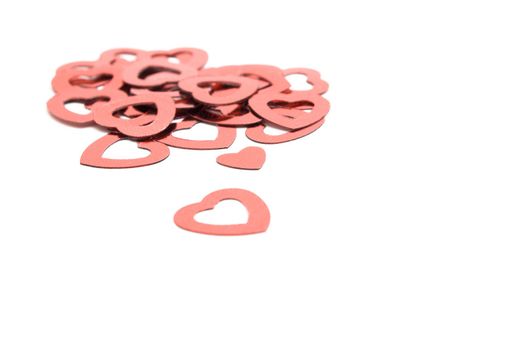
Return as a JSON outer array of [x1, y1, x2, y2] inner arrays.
[[80, 133, 170, 169], [216, 147, 266, 170], [173, 188, 270, 236]]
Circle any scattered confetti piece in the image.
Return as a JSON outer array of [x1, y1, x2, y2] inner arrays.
[[217, 147, 266, 170], [173, 188, 270, 236]]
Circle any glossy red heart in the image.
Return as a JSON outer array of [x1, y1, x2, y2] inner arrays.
[[249, 90, 330, 130], [146, 48, 208, 69], [55, 61, 98, 74], [157, 118, 236, 150], [93, 94, 177, 138], [122, 58, 198, 88], [282, 68, 329, 95], [80, 133, 170, 169], [246, 118, 325, 144], [173, 188, 270, 235], [47, 89, 127, 126], [191, 104, 262, 127], [52, 65, 123, 93], [129, 86, 196, 110], [98, 48, 148, 66], [178, 75, 258, 105], [199, 65, 289, 91], [216, 147, 266, 170]]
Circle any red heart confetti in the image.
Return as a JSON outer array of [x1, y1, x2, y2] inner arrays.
[[216, 146, 266, 170], [48, 47, 330, 235], [173, 188, 270, 236]]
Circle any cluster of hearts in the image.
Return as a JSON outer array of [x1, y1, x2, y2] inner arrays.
[[48, 47, 330, 235]]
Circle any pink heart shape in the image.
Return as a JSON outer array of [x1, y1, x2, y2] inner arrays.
[[216, 147, 266, 170], [173, 188, 270, 236], [80, 133, 170, 169]]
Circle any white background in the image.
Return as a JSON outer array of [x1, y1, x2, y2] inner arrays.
[[1, 0, 522, 349]]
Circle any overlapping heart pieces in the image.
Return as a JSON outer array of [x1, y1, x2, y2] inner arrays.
[[48, 48, 330, 235], [48, 48, 330, 169]]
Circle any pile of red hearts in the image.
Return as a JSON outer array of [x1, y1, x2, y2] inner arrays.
[[48, 48, 330, 235], [48, 47, 330, 169]]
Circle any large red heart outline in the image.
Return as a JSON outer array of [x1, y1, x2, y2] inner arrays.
[[173, 188, 270, 236], [80, 133, 170, 169]]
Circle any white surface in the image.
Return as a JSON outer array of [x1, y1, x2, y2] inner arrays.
[[1, 1, 523, 349]]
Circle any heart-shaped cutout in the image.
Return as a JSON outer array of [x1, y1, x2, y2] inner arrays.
[[98, 48, 148, 66], [157, 118, 236, 150], [92, 94, 177, 138], [56, 61, 97, 74], [47, 89, 127, 126], [52, 65, 123, 93], [245, 118, 325, 144], [282, 68, 329, 95], [249, 90, 329, 130], [178, 75, 258, 105], [217, 147, 266, 170], [174, 188, 270, 235], [122, 58, 198, 88], [80, 133, 170, 168], [200, 65, 290, 91], [147, 48, 208, 69], [192, 104, 262, 127]]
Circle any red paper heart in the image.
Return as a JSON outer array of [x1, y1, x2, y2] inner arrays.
[[173, 188, 270, 235], [80, 133, 170, 169], [216, 147, 266, 170]]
